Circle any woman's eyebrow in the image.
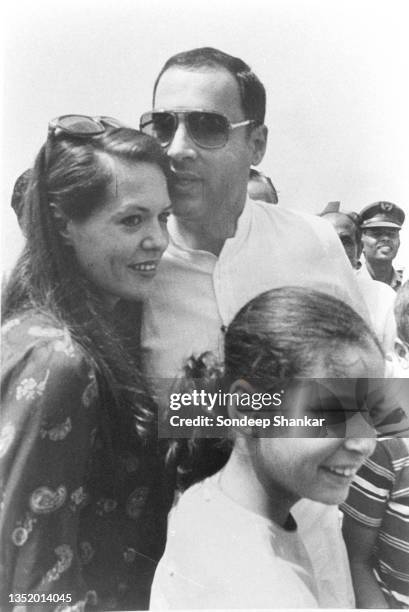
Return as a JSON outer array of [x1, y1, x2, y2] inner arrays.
[[111, 203, 173, 219], [111, 203, 147, 215]]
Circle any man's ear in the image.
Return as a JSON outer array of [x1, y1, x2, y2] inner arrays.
[[50, 203, 73, 244], [226, 379, 256, 436], [249, 124, 268, 166], [394, 338, 409, 369]]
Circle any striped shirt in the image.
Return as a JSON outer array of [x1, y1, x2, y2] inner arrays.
[[342, 437, 409, 607]]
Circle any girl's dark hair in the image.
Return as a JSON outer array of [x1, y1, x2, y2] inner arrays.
[[224, 286, 381, 385], [169, 286, 382, 487], [395, 281, 409, 344], [3, 127, 170, 444]]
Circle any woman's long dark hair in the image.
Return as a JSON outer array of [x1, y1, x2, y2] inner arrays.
[[3, 127, 171, 445]]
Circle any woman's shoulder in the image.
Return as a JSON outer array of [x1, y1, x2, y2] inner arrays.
[[3, 309, 67, 336], [2, 309, 97, 400], [3, 309, 85, 360]]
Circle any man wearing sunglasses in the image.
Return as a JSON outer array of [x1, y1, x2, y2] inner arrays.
[[140, 47, 368, 386], [318, 202, 397, 353], [139, 47, 378, 608]]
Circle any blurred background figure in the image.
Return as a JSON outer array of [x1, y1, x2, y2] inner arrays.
[[319, 201, 361, 270], [2, 169, 33, 288], [394, 281, 409, 373], [342, 283, 409, 608], [319, 201, 396, 352], [359, 201, 405, 291], [247, 168, 278, 204], [10, 168, 33, 234], [386, 280, 409, 377]]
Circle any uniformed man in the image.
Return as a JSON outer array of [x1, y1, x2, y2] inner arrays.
[[319, 201, 396, 351], [359, 201, 405, 290]]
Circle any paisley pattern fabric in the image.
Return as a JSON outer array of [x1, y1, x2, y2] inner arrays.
[[0, 311, 173, 611]]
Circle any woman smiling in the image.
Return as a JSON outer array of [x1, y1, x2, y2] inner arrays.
[[1, 116, 173, 611]]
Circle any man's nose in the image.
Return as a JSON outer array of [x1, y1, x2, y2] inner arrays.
[[140, 220, 169, 252], [166, 117, 197, 163], [378, 229, 394, 239]]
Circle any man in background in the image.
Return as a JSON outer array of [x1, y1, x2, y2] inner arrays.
[[359, 201, 405, 291], [10, 169, 32, 234], [319, 201, 396, 352], [247, 167, 278, 204]]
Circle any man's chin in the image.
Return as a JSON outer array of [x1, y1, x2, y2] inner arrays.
[[374, 254, 395, 262]]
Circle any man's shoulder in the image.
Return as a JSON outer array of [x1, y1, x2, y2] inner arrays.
[[392, 267, 403, 290], [251, 200, 318, 222], [250, 200, 333, 237], [356, 273, 396, 301]]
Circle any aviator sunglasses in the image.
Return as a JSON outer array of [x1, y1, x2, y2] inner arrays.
[[139, 110, 256, 149]]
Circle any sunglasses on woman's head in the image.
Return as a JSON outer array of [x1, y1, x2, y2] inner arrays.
[[44, 115, 124, 168], [48, 114, 123, 138], [139, 109, 256, 149]]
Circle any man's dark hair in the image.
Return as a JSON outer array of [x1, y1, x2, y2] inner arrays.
[[153, 47, 266, 124]]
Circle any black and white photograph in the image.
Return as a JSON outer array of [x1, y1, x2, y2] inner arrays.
[[1, 0, 409, 610]]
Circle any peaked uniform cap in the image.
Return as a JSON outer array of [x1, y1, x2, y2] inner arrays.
[[359, 201, 405, 229]]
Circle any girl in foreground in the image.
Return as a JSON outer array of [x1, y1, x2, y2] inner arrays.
[[150, 286, 385, 609], [1, 116, 173, 610]]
